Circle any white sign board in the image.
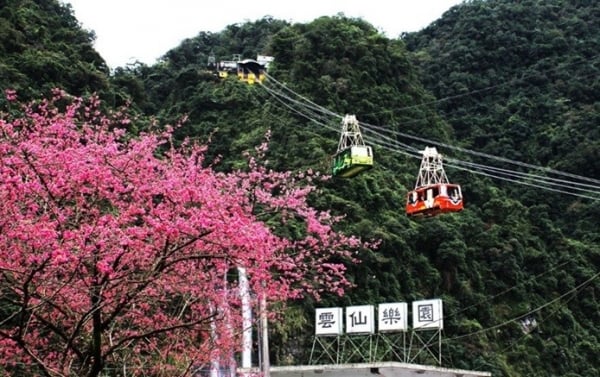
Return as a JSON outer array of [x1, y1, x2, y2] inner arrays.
[[315, 307, 343, 336], [346, 305, 375, 334], [412, 299, 443, 330], [378, 302, 408, 332]]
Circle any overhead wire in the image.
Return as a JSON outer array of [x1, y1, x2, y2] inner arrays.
[[262, 73, 420, 157], [261, 71, 600, 350], [359, 120, 600, 200], [259, 82, 337, 132], [443, 270, 600, 342], [245, 18, 599, 360], [249, 22, 600, 200], [259, 71, 600, 200], [359, 118, 600, 185], [357, 127, 600, 200], [262, 73, 342, 120], [497, 288, 580, 354], [380, 259, 581, 337], [359, 119, 596, 185], [358, 122, 600, 199], [373, 258, 596, 348]]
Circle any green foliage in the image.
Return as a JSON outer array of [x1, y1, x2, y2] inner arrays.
[[117, 6, 599, 374], [2, 1, 598, 375], [403, 0, 600, 375], [0, 0, 109, 102]]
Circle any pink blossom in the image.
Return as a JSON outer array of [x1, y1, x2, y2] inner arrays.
[[4, 89, 17, 102], [0, 91, 375, 376]]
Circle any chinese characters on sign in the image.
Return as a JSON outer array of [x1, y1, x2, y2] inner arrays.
[[315, 300, 443, 335], [378, 302, 408, 332], [412, 299, 443, 331], [346, 305, 374, 334], [315, 307, 343, 335]]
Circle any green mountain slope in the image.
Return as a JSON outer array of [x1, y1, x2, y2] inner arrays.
[[401, 1, 599, 375], [1, 1, 598, 376], [131, 8, 598, 375], [0, 0, 110, 102], [403, 0, 599, 240]]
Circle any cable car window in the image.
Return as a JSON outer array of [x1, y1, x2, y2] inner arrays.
[[448, 186, 459, 199]]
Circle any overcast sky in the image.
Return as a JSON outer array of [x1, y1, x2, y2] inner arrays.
[[63, 0, 463, 68]]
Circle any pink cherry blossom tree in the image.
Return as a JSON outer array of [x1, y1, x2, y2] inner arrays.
[[0, 90, 372, 376]]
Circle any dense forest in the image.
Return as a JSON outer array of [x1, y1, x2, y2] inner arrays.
[[0, 0, 598, 376]]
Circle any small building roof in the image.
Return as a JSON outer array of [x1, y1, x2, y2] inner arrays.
[[240, 362, 491, 377]]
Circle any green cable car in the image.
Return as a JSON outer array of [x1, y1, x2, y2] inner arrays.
[[332, 145, 373, 177], [332, 115, 373, 178]]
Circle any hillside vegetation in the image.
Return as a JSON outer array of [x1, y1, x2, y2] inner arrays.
[[1, 1, 598, 376], [0, 0, 109, 101]]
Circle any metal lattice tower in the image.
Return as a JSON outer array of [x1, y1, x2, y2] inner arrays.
[[337, 115, 366, 152], [414, 147, 450, 189]]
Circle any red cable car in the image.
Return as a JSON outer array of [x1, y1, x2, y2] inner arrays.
[[406, 147, 463, 217]]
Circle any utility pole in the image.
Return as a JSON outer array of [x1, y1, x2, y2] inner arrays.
[[238, 267, 252, 370], [260, 292, 270, 377]]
